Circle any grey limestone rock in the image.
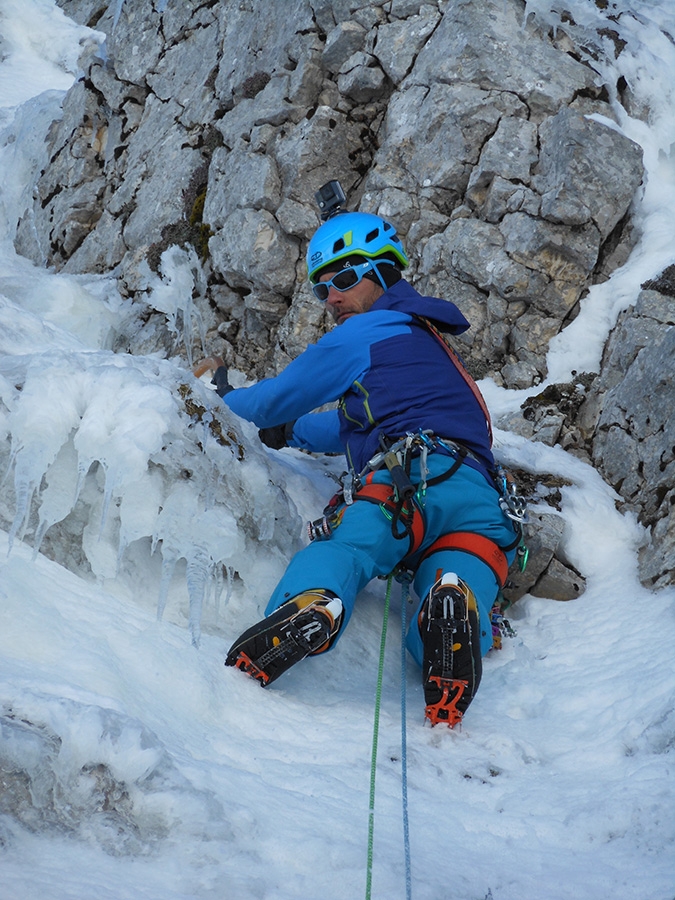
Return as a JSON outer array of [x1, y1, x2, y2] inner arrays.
[[204, 146, 282, 230], [534, 109, 644, 240], [591, 294, 675, 588], [503, 511, 586, 603], [209, 208, 299, 297], [337, 53, 388, 104], [32, 0, 644, 391], [322, 22, 367, 74], [374, 6, 440, 85], [407, 0, 599, 120]]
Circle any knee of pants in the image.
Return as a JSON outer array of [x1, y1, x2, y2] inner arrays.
[[265, 545, 399, 651], [406, 549, 505, 666], [265, 494, 412, 628]]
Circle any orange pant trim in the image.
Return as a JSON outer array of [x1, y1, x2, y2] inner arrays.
[[420, 532, 509, 587]]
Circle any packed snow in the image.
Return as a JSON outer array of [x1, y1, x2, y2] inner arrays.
[[0, 2, 673, 899]]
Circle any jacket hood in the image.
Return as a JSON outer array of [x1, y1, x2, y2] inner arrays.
[[371, 279, 471, 335]]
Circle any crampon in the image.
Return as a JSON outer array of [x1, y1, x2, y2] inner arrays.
[[420, 573, 482, 729], [225, 590, 343, 687]]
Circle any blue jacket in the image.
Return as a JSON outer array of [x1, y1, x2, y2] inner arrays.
[[224, 280, 494, 475]]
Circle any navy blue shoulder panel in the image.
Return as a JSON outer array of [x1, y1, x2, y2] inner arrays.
[[339, 309, 494, 472]]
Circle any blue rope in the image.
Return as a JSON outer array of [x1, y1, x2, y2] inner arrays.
[[400, 580, 413, 900]]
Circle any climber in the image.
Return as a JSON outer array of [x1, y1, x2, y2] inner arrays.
[[200, 191, 521, 727]]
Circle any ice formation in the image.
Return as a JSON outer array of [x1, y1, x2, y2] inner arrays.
[[0, 344, 303, 646]]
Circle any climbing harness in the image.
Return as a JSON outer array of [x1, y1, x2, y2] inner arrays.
[[308, 429, 482, 552], [307, 428, 530, 590]]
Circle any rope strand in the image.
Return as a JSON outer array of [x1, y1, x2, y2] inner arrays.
[[400, 581, 413, 900], [365, 575, 393, 900]]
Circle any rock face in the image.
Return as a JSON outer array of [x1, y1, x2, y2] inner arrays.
[[585, 286, 675, 589], [19, 0, 643, 385], [502, 277, 675, 591], [12, 0, 673, 592]]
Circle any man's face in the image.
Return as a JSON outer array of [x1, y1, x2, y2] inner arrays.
[[319, 270, 384, 325]]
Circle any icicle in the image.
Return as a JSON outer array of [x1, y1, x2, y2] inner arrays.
[[225, 565, 234, 606], [146, 245, 208, 368], [112, 0, 126, 32], [182, 289, 195, 370], [31, 439, 80, 559], [212, 565, 225, 620], [196, 301, 207, 364], [32, 521, 49, 560], [7, 474, 36, 555], [157, 553, 178, 623], [214, 565, 235, 627], [1, 443, 19, 490], [97, 464, 116, 540], [117, 471, 163, 570], [186, 545, 211, 648], [73, 459, 92, 510]]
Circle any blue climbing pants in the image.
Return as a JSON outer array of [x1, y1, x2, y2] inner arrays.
[[266, 454, 518, 663]]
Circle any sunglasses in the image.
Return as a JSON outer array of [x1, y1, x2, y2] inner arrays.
[[312, 259, 393, 301]]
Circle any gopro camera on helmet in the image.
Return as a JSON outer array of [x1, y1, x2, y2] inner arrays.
[[315, 180, 346, 221]]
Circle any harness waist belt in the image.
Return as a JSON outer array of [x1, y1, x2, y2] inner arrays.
[[435, 437, 483, 466]]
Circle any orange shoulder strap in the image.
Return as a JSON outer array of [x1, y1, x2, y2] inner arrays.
[[416, 316, 493, 446]]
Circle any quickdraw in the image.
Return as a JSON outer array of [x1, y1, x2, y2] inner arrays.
[[493, 464, 529, 526], [490, 592, 517, 651]]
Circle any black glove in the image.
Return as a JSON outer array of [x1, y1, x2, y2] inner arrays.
[[258, 421, 296, 450], [211, 366, 233, 398]]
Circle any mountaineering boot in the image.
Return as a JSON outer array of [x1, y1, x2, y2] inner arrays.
[[419, 573, 482, 728], [225, 589, 343, 686]]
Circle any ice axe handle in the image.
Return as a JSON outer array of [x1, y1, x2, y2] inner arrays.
[[383, 451, 416, 501]]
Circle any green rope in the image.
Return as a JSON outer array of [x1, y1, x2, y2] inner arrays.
[[365, 574, 393, 900]]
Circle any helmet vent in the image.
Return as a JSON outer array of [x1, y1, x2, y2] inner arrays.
[[332, 238, 345, 252], [365, 228, 379, 243]]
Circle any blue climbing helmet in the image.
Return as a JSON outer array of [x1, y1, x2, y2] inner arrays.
[[306, 211, 409, 284]]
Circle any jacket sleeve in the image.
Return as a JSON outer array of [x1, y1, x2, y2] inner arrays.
[[289, 410, 343, 454], [223, 318, 375, 428]]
